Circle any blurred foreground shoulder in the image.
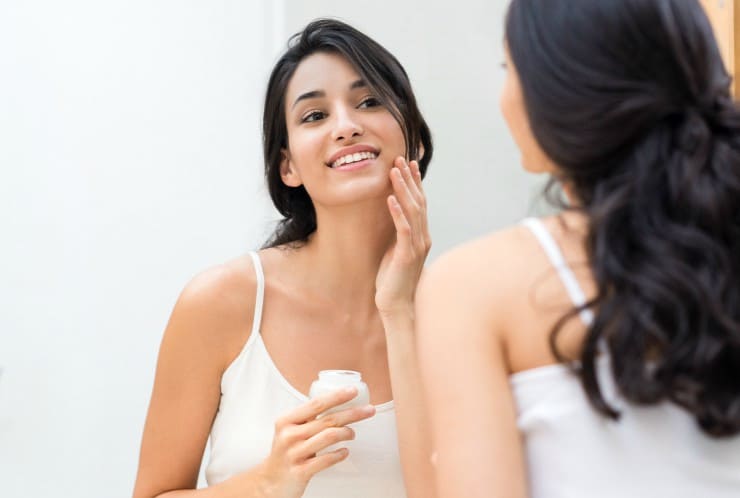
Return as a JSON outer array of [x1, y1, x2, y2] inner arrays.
[[419, 224, 536, 315], [416, 226, 531, 498]]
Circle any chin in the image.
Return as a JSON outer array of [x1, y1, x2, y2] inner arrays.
[[322, 177, 393, 206], [520, 158, 551, 174]]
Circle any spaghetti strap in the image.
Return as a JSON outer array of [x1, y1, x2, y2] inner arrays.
[[522, 218, 594, 326], [248, 251, 265, 336]]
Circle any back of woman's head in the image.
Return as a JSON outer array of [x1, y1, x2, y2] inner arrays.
[[506, 0, 740, 436], [262, 18, 433, 248]]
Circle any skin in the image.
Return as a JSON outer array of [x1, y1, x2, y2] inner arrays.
[[415, 52, 595, 498], [133, 52, 433, 498]]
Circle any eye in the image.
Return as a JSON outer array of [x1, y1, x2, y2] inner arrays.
[[358, 96, 382, 109], [301, 110, 326, 123]]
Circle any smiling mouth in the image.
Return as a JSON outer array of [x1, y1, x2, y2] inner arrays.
[[329, 151, 378, 169]]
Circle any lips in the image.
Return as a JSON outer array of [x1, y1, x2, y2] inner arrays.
[[327, 144, 380, 169]]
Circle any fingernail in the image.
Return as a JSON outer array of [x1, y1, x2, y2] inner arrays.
[[362, 404, 375, 415], [343, 386, 358, 395]]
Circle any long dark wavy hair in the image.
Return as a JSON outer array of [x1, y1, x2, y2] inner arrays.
[[261, 19, 433, 248], [506, 0, 740, 437]]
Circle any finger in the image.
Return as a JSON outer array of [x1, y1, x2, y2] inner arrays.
[[298, 447, 349, 477], [292, 426, 355, 460], [412, 164, 431, 251], [409, 160, 423, 192], [405, 161, 428, 225], [390, 167, 420, 226], [281, 387, 359, 425], [391, 168, 428, 252], [301, 404, 376, 438], [401, 159, 424, 205], [387, 195, 413, 249], [394, 157, 424, 206], [407, 160, 429, 239], [406, 160, 431, 249]]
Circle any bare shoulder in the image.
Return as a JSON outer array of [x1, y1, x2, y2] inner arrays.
[[424, 214, 587, 293], [133, 254, 260, 497], [417, 225, 534, 498], [178, 254, 258, 319], [165, 253, 259, 371], [419, 214, 593, 373], [418, 219, 576, 344], [423, 223, 544, 298]]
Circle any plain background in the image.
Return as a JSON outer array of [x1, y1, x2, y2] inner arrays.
[[0, 1, 544, 496]]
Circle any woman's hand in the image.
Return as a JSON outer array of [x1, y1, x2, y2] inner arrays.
[[375, 157, 431, 317], [256, 387, 376, 498]]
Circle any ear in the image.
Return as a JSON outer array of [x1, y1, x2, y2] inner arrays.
[[417, 142, 425, 161], [279, 149, 302, 187]]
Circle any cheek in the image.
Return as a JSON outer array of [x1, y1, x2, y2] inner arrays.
[[510, 117, 556, 174], [500, 84, 527, 152], [499, 79, 513, 124], [500, 79, 525, 144], [379, 115, 407, 157], [286, 129, 322, 169], [293, 128, 322, 152]]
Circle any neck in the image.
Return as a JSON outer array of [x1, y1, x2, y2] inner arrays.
[[293, 197, 395, 308]]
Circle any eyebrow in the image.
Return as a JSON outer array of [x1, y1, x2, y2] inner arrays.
[[291, 79, 368, 109]]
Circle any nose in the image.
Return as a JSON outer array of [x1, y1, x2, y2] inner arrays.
[[331, 107, 364, 141]]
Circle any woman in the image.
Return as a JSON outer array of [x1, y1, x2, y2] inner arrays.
[[417, 1, 740, 497], [133, 19, 434, 498]]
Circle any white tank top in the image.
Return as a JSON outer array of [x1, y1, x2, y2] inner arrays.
[[515, 218, 740, 498], [205, 251, 406, 497]]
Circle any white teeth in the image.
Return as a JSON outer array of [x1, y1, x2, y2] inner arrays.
[[331, 151, 377, 168]]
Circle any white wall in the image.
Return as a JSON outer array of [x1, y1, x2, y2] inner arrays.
[[0, 1, 280, 496], [0, 1, 544, 497]]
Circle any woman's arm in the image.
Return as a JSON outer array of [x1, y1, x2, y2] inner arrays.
[[415, 236, 528, 498], [375, 158, 436, 498], [380, 311, 434, 498], [133, 264, 376, 498], [132, 267, 254, 497]]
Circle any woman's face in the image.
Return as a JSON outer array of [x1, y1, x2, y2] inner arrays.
[[499, 49, 557, 174], [281, 51, 407, 207]]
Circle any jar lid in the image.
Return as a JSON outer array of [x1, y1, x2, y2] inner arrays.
[[317, 370, 363, 384]]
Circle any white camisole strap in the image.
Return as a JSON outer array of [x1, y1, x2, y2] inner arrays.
[[248, 251, 266, 335], [522, 218, 594, 326]]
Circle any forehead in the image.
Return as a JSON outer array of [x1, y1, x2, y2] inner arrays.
[[285, 52, 362, 103]]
